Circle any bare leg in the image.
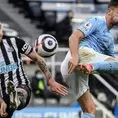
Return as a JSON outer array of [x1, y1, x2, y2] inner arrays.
[[61, 51, 96, 117], [77, 90, 96, 115]]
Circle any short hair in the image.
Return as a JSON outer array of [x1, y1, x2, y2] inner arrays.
[[108, 0, 118, 8], [35, 70, 41, 74]]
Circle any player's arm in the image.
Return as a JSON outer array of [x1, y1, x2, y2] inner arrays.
[[68, 30, 84, 74], [68, 17, 99, 74], [28, 51, 52, 83], [16, 37, 68, 96], [28, 51, 67, 96], [16, 37, 52, 83]]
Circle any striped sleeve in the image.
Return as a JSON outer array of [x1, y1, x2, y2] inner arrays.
[[15, 37, 33, 55]]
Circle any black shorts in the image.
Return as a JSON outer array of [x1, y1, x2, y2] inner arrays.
[[2, 85, 31, 118]]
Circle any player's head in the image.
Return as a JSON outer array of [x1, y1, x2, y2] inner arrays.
[[107, 0, 118, 26], [34, 69, 43, 79], [0, 22, 3, 41]]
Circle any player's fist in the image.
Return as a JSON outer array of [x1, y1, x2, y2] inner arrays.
[[68, 57, 78, 74], [0, 100, 8, 118]]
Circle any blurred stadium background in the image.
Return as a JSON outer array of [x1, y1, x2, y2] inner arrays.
[[0, 0, 118, 117]]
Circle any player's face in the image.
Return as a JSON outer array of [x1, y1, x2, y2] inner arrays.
[[0, 24, 3, 42], [110, 7, 118, 26]]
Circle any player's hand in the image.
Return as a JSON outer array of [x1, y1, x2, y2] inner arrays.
[[68, 57, 78, 74], [48, 79, 68, 96], [0, 101, 8, 118]]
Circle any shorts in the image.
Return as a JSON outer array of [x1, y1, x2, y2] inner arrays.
[[60, 47, 111, 99], [2, 85, 31, 118]]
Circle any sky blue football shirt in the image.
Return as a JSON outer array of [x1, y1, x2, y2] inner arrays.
[[77, 16, 115, 57]]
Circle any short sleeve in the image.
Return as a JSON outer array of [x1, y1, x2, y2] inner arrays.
[[15, 37, 33, 55], [77, 17, 99, 37], [106, 43, 115, 58]]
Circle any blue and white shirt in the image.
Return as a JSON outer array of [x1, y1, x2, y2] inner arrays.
[[78, 16, 115, 57]]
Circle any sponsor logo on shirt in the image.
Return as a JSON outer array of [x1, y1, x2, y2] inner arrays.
[[0, 61, 17, 74]]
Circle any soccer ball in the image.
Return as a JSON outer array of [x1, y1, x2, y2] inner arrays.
[[35, 34, 58, 57]]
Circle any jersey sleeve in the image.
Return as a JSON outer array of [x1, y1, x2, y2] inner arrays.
[[15, 37, 33, 55], [77, 17, 99, 37], [106, 43, 115, 58]]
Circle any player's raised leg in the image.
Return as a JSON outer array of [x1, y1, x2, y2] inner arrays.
[[61, 51, 96, 118], [75, 70, 96, 118], [78, 57, 118, 75]]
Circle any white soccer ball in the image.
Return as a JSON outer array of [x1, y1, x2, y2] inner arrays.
[[35, 34, 58, 57]]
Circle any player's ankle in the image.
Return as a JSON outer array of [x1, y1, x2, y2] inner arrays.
[[83, 113, 95, 118]]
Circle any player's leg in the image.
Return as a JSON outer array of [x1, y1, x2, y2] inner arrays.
[[78, 57, 118, 74], [75, 70, 96, 118], [75, 47, 110, 117], [60, 51, 95, 118], [77, 47, 118, 75], [78, 91, 95, 118], [7, 81, 31, 111]]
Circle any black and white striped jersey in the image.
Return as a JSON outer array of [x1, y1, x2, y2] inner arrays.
[[0, 36, 33, 97]]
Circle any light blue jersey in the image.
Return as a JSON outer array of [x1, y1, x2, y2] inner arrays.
[[78, 16, 115, 57]]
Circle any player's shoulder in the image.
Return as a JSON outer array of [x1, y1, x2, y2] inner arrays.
[[87, 16, 105, 22], [86, 16, 106, 29]]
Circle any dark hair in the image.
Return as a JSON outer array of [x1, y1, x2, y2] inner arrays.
[[108, 0, 118, 8], [35, 70, 41, 74]]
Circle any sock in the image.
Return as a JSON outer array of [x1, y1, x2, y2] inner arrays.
[[83, 113, 95, 118], [91, 61, 118, 74]]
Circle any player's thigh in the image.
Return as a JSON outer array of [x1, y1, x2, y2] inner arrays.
[[75, 70, 89, 99], [60, 51, 71, 78], [79, 47, 112, 63]]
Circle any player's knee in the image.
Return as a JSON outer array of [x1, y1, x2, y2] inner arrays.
[[16, 86, 31, 110], [17, 91, 27, 110]]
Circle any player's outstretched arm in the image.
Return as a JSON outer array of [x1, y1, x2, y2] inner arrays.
[[28, 50, 68, 96]]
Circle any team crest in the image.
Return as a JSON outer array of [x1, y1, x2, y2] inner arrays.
[[84, 22, 92, 28]]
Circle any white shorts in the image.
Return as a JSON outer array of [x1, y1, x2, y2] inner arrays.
[[60, 47, 111, 99]]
